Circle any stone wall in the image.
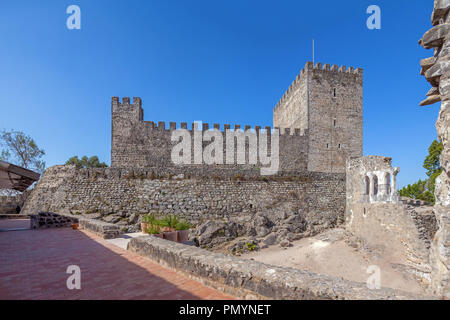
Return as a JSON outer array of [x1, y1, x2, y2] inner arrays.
[[273, 62, 363, 173], [0, 193, 27, 215], [345, 156, 437, 288], [111, 97, 309, 172], [128, 235, 432, 300], [347, 202, 435, 286], [418, 0, 450, 297], [30, 212, 77, 229], [29, 211, 121, 239], [21, 165, 346, 233]]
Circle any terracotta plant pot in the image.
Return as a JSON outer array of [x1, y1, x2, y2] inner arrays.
[[151, 233, 164, 239], [177, 230, 189, 243], [71, 223, 79, 230], [141, 223, 149, 233], [161, 226, 175, 232], [163, 231, 178, 242]]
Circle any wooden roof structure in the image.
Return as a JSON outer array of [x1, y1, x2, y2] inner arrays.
[[0, 160, 40, 192]]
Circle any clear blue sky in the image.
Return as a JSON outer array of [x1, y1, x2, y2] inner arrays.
[[0, 0, 439, 187]]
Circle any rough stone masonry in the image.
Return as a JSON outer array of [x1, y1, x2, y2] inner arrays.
[[21, 165, 346, 243], [22, 60, 362, 242], [111, 61, 363, 174], [418, 0, 450, 298]]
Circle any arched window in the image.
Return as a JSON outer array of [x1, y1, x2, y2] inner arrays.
[[364, 176, 370, 195], [385, 173, 391, 195], [373, 175, 378, 195]]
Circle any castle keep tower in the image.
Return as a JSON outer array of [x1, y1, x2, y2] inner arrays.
[[273, 62, 363, 173]]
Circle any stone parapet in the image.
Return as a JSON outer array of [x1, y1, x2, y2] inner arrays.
[[76, 215, 121, 239], [30, 212, 77, 229], [127, 235, 433, 300], [29, 211, 121, 239]]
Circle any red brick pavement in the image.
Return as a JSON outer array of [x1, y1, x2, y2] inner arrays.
[[0, 219, 233, 300], [0, 219, 29, 230]]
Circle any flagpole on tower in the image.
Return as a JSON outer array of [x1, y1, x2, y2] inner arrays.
[[312, 38, 315, 65]]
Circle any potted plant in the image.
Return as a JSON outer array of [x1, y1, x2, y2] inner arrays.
[[161, 215, 179, 241], [160, 215, 178, 231], [141, 213, 156, 233], [146, 224, 163, 239], [176, 220, 191, 243]]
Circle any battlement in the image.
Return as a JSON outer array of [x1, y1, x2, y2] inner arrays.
[[308, 61, 363, 74], [139, 120, 308, 136], [111, 96, 309, 171], [274, 61, 363, 111], [112, 96, 142, 108], [111, 96, 308, 137]]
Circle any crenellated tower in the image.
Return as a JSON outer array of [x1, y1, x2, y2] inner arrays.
[[111, 97, 145, 167], [273, 61, 363, 173]]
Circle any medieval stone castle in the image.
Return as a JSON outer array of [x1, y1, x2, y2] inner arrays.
[[111, 61, 363, 174], [7, 0, 448, 299], [22, 60, 366, 250], [17, 53, 447, 298]]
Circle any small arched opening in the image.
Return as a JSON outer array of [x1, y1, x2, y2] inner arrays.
[[373, 175, 379, 195], [385, 173, 391, 195], [364, 176, 370, 195]]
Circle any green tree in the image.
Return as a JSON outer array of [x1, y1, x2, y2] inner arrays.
[[0, 130, 46, 173], [423, 140, 443, 177], [398, 140, 443, 204], [398, 179, 435, 203], [65, 155, 108, 168]]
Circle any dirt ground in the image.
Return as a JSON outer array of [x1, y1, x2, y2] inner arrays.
[[243, 228, 427, 294]]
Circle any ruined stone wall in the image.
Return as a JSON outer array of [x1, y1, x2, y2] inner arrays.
[[21, 165, 345, 229], [111, 97, 309, 172], [345, 156, 436, 287], [347, 202, 434, 286], [345, 156, 399, 215], [273, 62, 363, 174], [419, 0, 450, 298]]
